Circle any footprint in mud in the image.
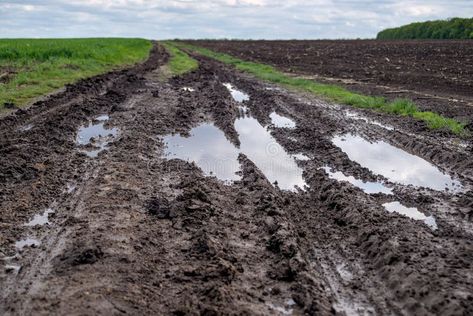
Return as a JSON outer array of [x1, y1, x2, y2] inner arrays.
[[76, 114, 118, 158]]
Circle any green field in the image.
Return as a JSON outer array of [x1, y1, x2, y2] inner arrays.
[[161, 41, 198, 77], [377, 18, 473, 39], [0, 38, 152, 109], [175, 42, 467, 135]]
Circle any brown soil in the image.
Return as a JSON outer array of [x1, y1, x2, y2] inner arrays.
[[191, 40, 473, 128], [1, 42, 473, 315]]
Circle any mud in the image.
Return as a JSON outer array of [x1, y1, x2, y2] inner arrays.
[[191, 40, 473, 129], [1, 42, 473, 315]]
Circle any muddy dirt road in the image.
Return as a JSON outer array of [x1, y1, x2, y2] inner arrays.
[[193, 40, 473, 128], [1, 43, 473, 315]]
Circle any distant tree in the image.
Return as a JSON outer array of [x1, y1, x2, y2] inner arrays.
[[377, 18, 473, 39]]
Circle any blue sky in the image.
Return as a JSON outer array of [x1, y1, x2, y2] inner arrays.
[[1, 0, 472, 39]]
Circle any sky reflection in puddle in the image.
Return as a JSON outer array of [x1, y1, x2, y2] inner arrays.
[[164, 117, 306, 191], [25, 208, 54, 227], [332, 134, 461, 192], [270, 112, 296, 128], [383, 201, 437, 230], [345, 110, 394, 131], [164, 84, 306, 191], [76, 114, 118, 157], [223, 83, 249, 102], [322, 166, 393, 195], [235, 116, 306, 190], [15, 238, 40, 250], [163, 124, 241, 182]]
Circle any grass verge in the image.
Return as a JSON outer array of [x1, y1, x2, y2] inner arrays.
[[0, 38, 152, 109], [176, 42, 467, 136], [160, 41, 198, 77]]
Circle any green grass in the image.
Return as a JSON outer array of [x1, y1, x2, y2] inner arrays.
[[160, 41, 198, 77], [0, 38, 152, 109], [175, 42, 467, 135]]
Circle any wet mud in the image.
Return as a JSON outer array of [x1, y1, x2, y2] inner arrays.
[[192, 40, 473, 129], [1, 42, 473, 315]]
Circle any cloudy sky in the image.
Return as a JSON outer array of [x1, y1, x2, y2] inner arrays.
[[1, 0, 472, 39]]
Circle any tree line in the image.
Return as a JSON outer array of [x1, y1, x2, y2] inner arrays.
[[377, 18, 473, 39]]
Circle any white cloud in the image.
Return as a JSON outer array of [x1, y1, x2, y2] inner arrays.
[[0, 0, 472, 39], [388, 2, 443, 17]]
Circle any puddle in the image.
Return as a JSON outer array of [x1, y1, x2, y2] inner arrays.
[[270, 112, 296, 128], [18, 124, 34, 132], [235, 116, 306, 191], [182, 87, 195, 92], [76, 115, 118, 158], [383, 202, 437, 230], [15, 238, 40, 250], [95, 114, 109, 121], [163, 118, 307, 191], [336, 263, 354, 282], [163, 123, 241, 182], [223, 83, 249, 102], [322, 166, 393, 195], [333, 134, 462, 192], [266, 299, 295, 315], [66, 183, 76, 193], [5, 264, 21, 274], [345, 110, 394, 131], [292, 153, 310, 161], [164, 84, 305, 191], [25, 208, 54, 227]]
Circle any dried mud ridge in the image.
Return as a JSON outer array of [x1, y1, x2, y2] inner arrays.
[[1, 43, 473, 315]]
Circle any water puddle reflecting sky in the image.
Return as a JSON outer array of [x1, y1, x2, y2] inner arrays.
[[164, 84, 306, 191], [266, 299, 296, 315], [66, 183, 76, 193], [345, 110, 394, 131], [25, 208, 54, 227], [293, 153, 310, 161], [76, 114, 118, 158], [223, 83, 249, 103], [235, 116, 306, 190], [333, 134, 461, 192], [18, 124, 34, 132], [165, 84, 308, 190], [270, 112, 296, 128], [163, 124, 241, 182], [322, 167, 393, 195], [15, 238, 40, 250], [383, 201, 437, 230]]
